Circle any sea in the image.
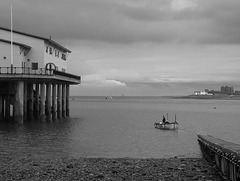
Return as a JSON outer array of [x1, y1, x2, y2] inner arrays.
[[0, 96, 240, 160]]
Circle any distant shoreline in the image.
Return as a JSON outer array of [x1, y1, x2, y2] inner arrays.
[[170, 94, 240, 100], [71, 95, 240, 100]]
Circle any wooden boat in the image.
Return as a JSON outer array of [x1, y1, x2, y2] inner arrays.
[[154, 122, 178, 130], [154, 114, 178, 130]]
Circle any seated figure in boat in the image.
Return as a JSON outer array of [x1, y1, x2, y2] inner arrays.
[[162, 116, 169, 124], [162, 116, 166, 124]]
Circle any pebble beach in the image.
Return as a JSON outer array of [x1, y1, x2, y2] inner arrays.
[[0, 157, 225, 181]]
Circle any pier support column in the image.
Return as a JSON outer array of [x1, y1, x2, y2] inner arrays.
[[62, 84, 66, 118], [40, 83, 46, 121], [14, 81, 24, 124], [24, 82, 28, 121], [66, 84, 70, 117], [46, 82, 52, 122], [35, 83, 40, 119], [0, 95, 2, 121], [28, 83, 34, 120], [52, 83, 57, 121], [57, 84, 62, 119], [5, 95, 10, 120]]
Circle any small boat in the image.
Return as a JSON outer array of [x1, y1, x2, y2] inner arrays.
[[154, 122, 178, 130], [154, 114, 178, 130], [105, 93, 113, 99]]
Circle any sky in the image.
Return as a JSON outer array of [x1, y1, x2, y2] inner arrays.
[[1, 0, 240, 96]]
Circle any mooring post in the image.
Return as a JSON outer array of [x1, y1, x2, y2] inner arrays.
[[14, 81, 24, 124], [57, 83, 62, 119], [66, 84, 70, 117], [40, 83, 46, 121], [46, 82, 52, 122], [52, 83, 57, 121], [62, 84, 66, 118]]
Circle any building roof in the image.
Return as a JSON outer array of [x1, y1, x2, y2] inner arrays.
[[0, 38, 31, 50], [0, 26, 71, 53]]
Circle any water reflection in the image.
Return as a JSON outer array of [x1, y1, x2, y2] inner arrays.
[[0, 118, 79, 159]]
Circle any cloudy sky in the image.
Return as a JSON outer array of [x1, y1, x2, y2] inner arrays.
[[1, 0, 240, 96]]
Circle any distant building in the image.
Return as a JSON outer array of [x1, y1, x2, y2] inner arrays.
[[221, 86, 234, 95], [195, 86, 240, 96], [193, 91, 213, 96], [234, 90, 240, 95]]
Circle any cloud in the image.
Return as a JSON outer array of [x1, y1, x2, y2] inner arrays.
[[171, 0, 198, 11], [83, 74, 126, 87], [1, 0, 240, 45], [1, 0, 240, 96]]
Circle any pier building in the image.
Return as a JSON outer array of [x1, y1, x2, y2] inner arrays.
[[0, 27, 81, 124]]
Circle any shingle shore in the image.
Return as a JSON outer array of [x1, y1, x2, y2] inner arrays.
[[0, 157, 225, 181]]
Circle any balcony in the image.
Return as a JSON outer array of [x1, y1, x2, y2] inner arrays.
[[0, 67, 81, 84]]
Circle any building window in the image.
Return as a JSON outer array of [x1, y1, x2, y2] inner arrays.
[[61, 53, 66, 60], [55, 50, 59, 57], [32, 63, 38, 70], [46, 46, 48, 53], [49, 47, 53, 54]]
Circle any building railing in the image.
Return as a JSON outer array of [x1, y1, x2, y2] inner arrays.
[[0, 67, 81, 81], [52, 69, 81, 81]]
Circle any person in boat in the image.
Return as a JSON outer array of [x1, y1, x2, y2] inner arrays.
[[162, 116, 166, 124]]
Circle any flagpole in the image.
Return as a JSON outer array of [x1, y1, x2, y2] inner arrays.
[[11, 4, 13, 73]]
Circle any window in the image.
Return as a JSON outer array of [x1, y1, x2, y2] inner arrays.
[[55, 50, 59, 57], [61, 53, 66, 60], [49, 47, 53, 54], [46, 46, 48, 53], [32, 63, 38, 70]]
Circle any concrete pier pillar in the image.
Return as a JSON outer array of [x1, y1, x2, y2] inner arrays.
[[5, 95, 10, 120], [3, 97, 5, 119], [46, 83, 52, 122], [24, 82, 28, 121], [28, 83, 34, 120], [66, 84, 70, 117], [40, 83, 46, 121], [14, 81, 24, 124], [52, 83, 57, 121], [57, 84, 62, 119], [62, 84, 66, 118], [0, 95, 2, 120], [35, 83, 40, 118]]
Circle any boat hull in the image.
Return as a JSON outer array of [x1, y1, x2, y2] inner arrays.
[[154, 122, 178, 130]]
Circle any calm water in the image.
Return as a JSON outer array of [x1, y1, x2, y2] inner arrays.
[[0, 96, 240, 159]]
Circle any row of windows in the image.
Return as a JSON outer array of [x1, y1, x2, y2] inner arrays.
[[31, 62, 66, 72], [46, 46, 66, 60]]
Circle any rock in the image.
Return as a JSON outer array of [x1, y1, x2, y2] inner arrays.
[[66, 163, 74, 169]]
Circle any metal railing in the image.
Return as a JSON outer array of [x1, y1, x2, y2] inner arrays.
[[0, 67, 52, 75], [53, 69, 81, 81], [0, 67, 81, 81]]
